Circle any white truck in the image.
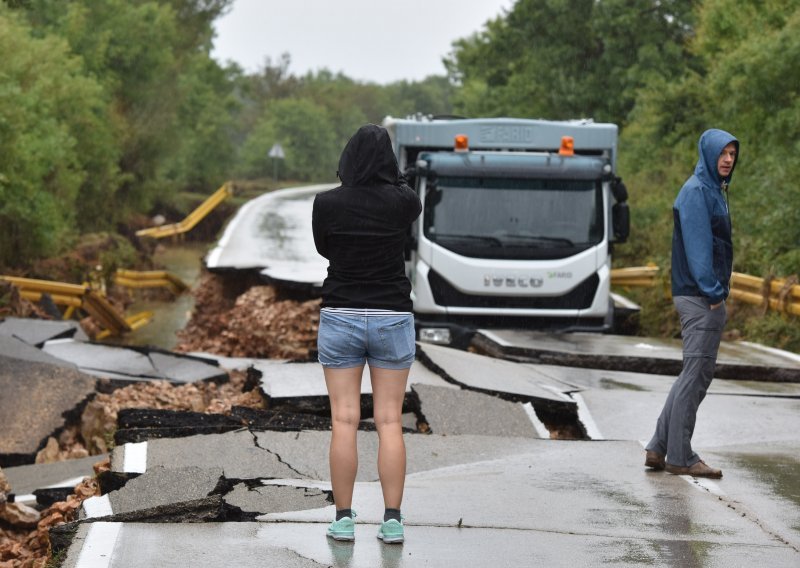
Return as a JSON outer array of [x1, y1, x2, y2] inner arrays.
[[383, 114, 630, 347]]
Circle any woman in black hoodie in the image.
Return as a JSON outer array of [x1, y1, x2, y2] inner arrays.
[[312, 124, 421, 543]]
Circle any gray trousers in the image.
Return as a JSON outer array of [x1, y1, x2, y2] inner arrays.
[[646, 296, 727, 467]]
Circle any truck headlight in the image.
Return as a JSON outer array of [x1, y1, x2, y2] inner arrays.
[[418, 328, 452, 345]]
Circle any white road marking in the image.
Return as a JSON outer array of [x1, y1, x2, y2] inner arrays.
[[75, 522, 121, 568], [740, 340, 800, 364], [122, 442, 147, 474], [82, 495, 114, 518], [522, 402, 550, 438], [571, 392, 603, 440]]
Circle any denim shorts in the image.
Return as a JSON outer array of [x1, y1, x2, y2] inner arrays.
[[317, 310, 416, 369]]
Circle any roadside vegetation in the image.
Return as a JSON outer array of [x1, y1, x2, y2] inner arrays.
[[0, 0, 798, 351]]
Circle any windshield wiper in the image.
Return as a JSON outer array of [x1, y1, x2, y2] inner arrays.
[[500, 234, 575, 247], [433, 233, 503, 247]]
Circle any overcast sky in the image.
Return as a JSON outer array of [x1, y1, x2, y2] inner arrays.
[[211, 0, 514, 84]]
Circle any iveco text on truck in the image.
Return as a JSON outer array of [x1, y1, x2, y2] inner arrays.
[[383, 115, 630, 347]]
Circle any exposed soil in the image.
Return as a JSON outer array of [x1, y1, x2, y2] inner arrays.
[[0, 470, 102, 568], [174, 270, 321, 360]]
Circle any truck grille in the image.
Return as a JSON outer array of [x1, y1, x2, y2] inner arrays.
[[427, 270, 599, 309]]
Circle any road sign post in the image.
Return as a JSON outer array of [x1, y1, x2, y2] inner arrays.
[[268, 143, 285, 182]]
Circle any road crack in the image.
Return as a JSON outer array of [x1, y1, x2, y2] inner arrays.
[[247, 428, 310, 479]]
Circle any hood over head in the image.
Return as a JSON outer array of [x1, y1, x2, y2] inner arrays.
[[337, 124, 400, 186], [694, 128, 739, 188]]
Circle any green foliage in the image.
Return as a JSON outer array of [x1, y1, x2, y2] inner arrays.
[[620, 1, 800, 280], [382, 76, 456, 118], [165, 56, 241, 189], [0, 7, 119, 265], [238, 98, 338, 182], [611, 1, 800, 343], [738, 309, 800, 354], [0, 0, 457, 271], [699, 2, 800, 278], [232, 58, 457, 184], [445, 0, 695, 124]]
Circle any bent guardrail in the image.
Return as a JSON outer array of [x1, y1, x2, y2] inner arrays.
[[114, 269, 189, 295], [136, 182, 234, 239], [0, 275, 152, 338]]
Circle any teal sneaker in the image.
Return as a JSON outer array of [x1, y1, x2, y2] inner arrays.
[[326, 512, 356, 541], [377, 518, 404, 544]]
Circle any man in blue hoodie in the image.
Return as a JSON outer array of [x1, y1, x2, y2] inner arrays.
[[644, 128, 739, 479]]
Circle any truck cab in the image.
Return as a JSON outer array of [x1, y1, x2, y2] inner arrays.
[[383, 115, 629, 347]]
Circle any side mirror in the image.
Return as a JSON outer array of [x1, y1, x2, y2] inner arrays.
[[612, 177, 628, 203], [425, 185, 442, 207], [612, 202, 629, 243]]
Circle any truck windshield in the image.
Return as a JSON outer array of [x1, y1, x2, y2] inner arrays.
[[423, 176, 604, 260]]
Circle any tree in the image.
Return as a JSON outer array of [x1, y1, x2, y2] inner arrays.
[[238, 98, 338, 182], [383, 76, 456, 118], [164, 57, 241, 190], [445, 0, 695, 125], [11, 0, 240, 209], [0, 7, 119, 265]]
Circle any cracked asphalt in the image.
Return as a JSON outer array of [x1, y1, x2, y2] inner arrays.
[[57, 345, 800, 568]]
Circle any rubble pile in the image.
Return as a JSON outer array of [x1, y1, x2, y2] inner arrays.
[[0, 466, 101, 568], [80, 370, 261, 454], [34, 429, 89, 465], [175, 273, 320, 360]]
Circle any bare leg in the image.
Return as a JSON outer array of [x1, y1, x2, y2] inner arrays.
[[369, 366, 410, 509], [325, 366, 364, 510]]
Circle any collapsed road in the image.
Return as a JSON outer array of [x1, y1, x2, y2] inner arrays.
[[3, 312, 800, 566], [1, 183, 799, 566]]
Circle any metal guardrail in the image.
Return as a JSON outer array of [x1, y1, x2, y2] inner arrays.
[[114, 269, 189, 295], [611, 266, 800, 316], [730, 273, 800, 316], [136, 182, 234, 239], [0, 275, 152, 337], [609, 265, 661, 288]]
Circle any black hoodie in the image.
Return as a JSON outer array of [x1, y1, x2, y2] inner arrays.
[[312, 124, 422, 310]]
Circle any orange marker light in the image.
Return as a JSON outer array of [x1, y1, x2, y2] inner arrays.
[[454, 134, 469, 152], [559, 136, 575, 156]]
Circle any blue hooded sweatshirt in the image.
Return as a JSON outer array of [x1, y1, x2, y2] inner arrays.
[[671, 128, 739, 305]]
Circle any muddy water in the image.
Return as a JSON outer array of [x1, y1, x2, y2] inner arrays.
[[122, 243, 208, 350]]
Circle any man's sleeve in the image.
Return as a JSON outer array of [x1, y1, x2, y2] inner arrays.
[[678, 189, 725, 304]]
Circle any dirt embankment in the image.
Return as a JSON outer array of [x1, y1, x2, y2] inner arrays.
[[174, 270, 321, 360]]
